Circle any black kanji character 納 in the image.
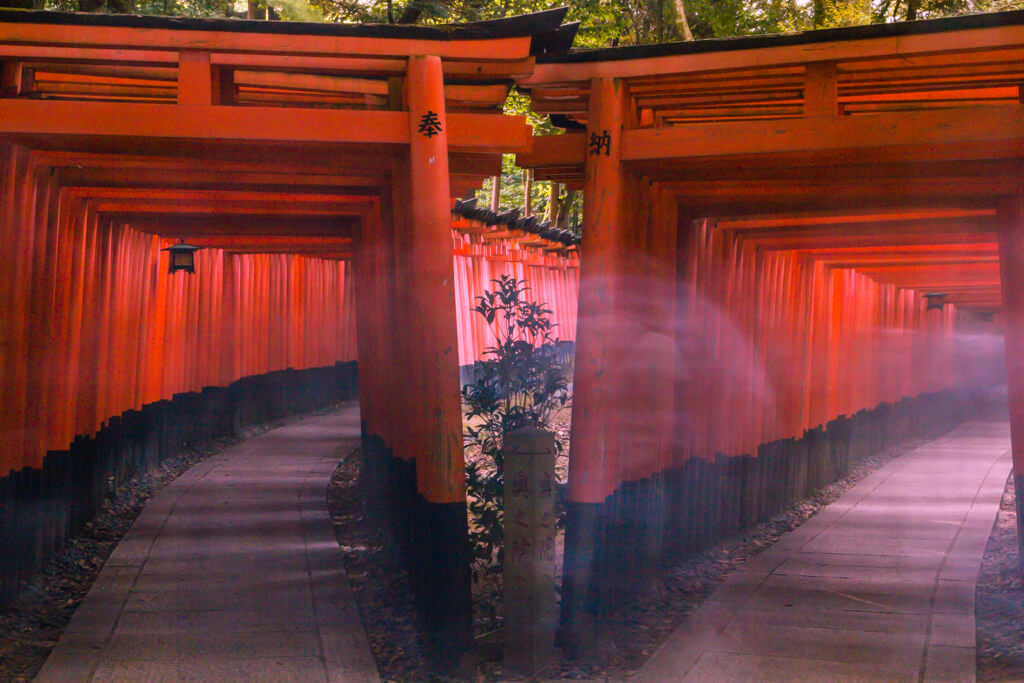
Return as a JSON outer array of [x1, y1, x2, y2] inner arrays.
[[589, 129, 611, 156]]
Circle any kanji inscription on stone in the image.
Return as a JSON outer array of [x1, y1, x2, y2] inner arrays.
[[503, 427, 557, 676]]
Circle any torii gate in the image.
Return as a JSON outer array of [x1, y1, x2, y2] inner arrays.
[[7, 5, 1024, 662], [0, 7, 573, 655], [516, 9, 1024, 651]]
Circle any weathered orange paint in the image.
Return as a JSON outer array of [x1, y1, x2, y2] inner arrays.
[[568, 77, 628, 504], [405, 54, 465, 505]]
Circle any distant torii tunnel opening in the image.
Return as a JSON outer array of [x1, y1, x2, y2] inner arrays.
[[2, 5, 1024, 663]]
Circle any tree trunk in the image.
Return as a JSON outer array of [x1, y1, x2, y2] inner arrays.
[[673, 0, 694, 41], [547, 182, 560, 224], [813, 0, 826, 27], [247, 0, 258, 19], [906, 0, 920, 20], [556, 190, 576, 230], [490, 175, 501, 212], [523, 169, 533, 217], [398, 0, 427, 24]]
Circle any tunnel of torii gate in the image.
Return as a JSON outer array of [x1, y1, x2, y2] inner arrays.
[[516, 8, 1024, 651], [0, 7, 578, 654], [3, 4, 1024, 659]]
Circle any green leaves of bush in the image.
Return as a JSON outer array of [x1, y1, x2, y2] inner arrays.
[[462, 275, 570, 588]]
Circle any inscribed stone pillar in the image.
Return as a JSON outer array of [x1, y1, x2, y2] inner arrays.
[[503, 427, 558, 675]]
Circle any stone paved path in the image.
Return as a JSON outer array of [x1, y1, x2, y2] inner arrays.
[[37, 406, 379, 683], [636, 420, 1012, 683]]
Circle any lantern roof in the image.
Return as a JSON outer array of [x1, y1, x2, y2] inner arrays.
[[161, 239, 202, 253]]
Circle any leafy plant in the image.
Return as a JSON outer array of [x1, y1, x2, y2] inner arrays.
[[462, 276, 570, 593]]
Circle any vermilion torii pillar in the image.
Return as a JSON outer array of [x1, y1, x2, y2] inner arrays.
[[996, 195, 1024, 576], [402, 54, 473, 656], [562, 77, 629, 655]]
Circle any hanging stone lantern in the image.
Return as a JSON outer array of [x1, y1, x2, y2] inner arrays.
[[162, 239, 203, 274]]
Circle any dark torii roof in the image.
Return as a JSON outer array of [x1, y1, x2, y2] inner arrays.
[[0, 7, 578, 56], [541, 8, 1024, 63], [452, 197, 580, 247]]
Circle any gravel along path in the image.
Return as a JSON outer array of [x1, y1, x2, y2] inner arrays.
[[976, 474, 1024, 683]]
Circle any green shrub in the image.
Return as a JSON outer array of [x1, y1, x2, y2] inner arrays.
[[462, 275, 570, 590]]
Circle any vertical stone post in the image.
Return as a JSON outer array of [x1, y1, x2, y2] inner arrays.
[[996, 194, 1024, 577], [562, 77, 629, 656], [503, 427, 558, 676], [404, 54, 472, 659]]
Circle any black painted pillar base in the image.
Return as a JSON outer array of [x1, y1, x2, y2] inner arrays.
[[1016, 472, 1024, 579], [0, 361, 359, 610], [360, 441, 471, 667], [413, 498, 472, 666], [559, 501, 602, 659]]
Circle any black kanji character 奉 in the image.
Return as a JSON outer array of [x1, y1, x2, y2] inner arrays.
[[589, 129, 611, 156], [418, 111, 443, 137]]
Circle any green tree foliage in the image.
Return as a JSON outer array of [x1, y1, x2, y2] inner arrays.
[[872, 0, 1017, 23], [26, 0, 323, 18]]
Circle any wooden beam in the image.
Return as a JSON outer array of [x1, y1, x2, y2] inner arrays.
[[516, 132, 585, 171], [0, 22, 534, 62], [0, 44, 179, 65], [0, 100, 532, 153], [621, 106, 1024, 165], [718, 207, 996, 230], [209, 52, 535, 79]]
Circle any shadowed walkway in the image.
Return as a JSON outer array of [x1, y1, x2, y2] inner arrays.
[[37, 406, 379, 683], [637, 420, 1011, 683]]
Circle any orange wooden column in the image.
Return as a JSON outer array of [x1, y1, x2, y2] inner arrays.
[[402, 54, 471, 658], [353, 205, 394, 444], [996, 193, 1024, 576], [562, 76, 628, 655]]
